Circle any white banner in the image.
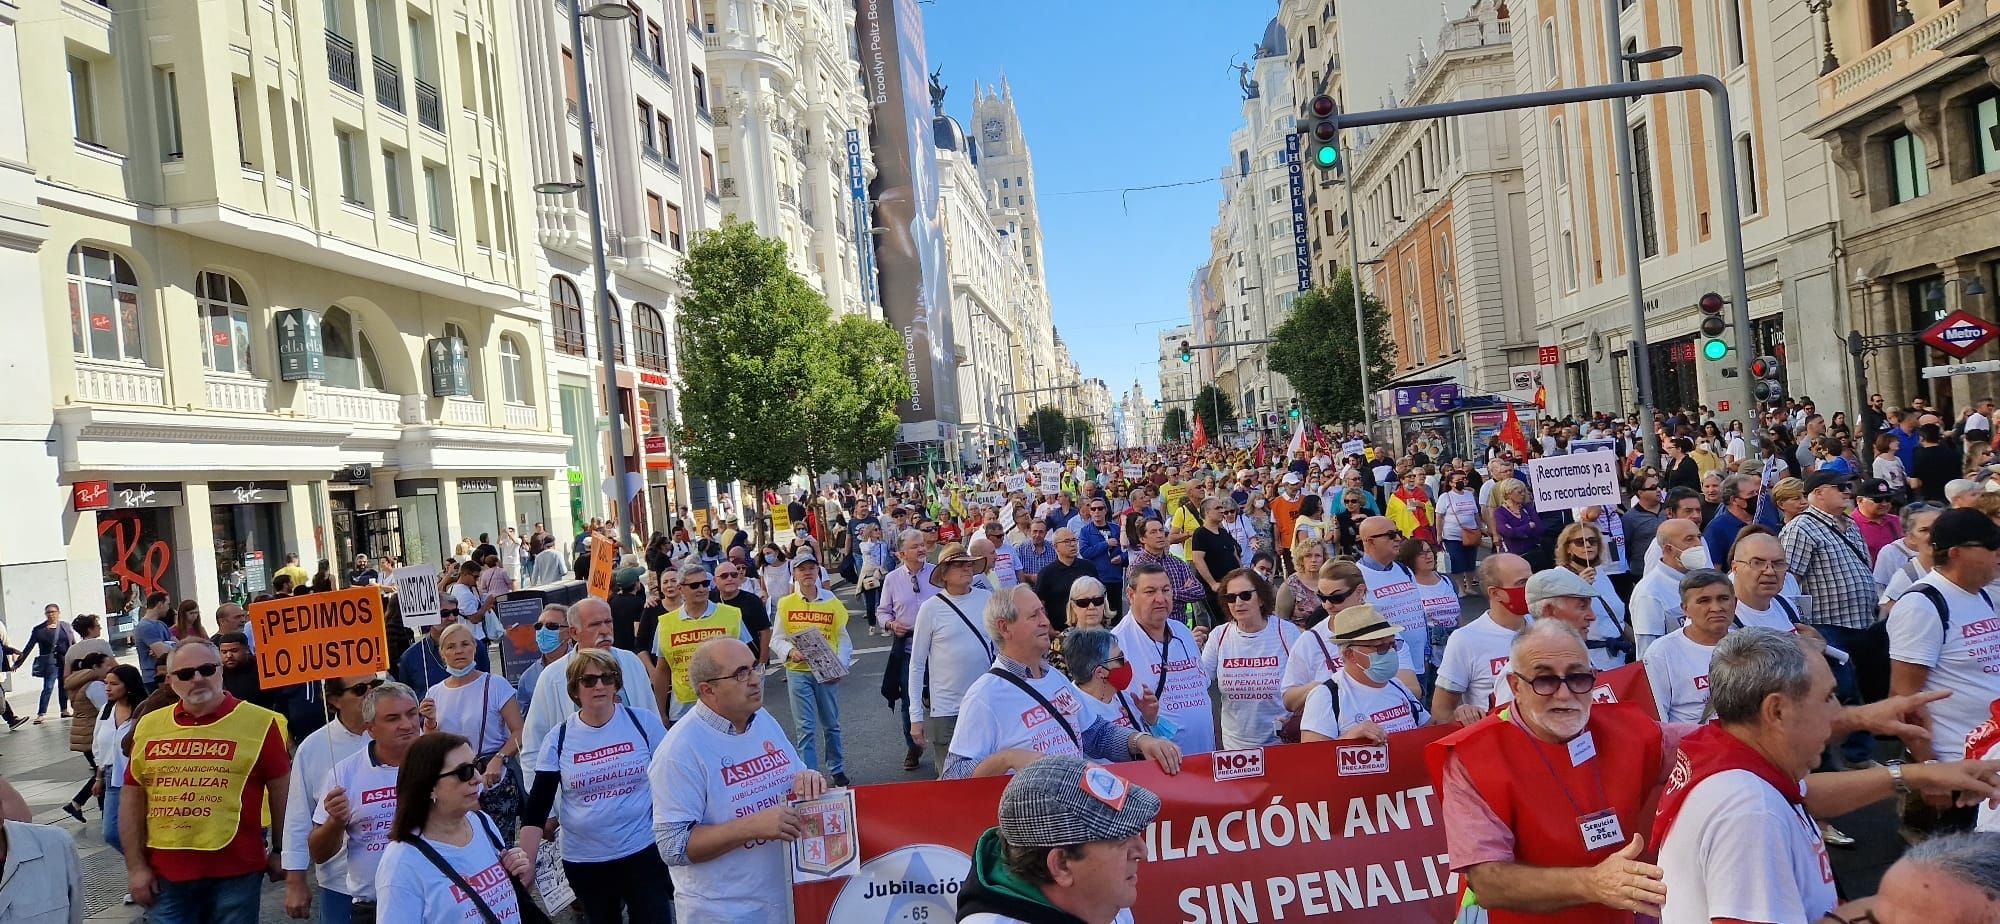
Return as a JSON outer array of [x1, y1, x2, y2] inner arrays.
[[391, 563, 442, 628], [1340, 439, 1365, 458], [1123, 463, 1145, 479], [1003, 473, 1028, 493], [1527, 450, 1622, 512]]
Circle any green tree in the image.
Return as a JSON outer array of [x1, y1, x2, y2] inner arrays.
[[1269, 269, 1396, 426], [1161, 407, 1190, 443], [1066, 416, 1094, 451], [1193, 385, 1237, 439], [1026, 405, 1069, 453], [802, 315, 910, 476]]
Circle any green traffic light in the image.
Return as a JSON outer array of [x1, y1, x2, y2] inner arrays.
[[1315, 146, 1338, 168], [1701, 339, 1729, 362]]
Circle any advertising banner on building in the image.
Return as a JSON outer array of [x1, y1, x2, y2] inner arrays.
[[855, 0, 958, 443], [275, 308, 325, 382], [794, 667, 1657, 924], [1392, 384, 1461, 417], [426, 336, 471, 397]]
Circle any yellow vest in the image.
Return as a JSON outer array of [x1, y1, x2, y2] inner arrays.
[[657, 603, 745, 705], [128, 699, 286, 852], [775, 592, 846, 673]]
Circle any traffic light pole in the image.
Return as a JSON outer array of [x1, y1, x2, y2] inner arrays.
[[1603, 0, 1659, 469], [1343, 130, 1372, 436]]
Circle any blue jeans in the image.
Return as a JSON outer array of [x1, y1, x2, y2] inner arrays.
[[148, 871, 263, 924], [1814, 623, 1875, 765], [36, 670, 60, 716], [862, 587, 881, 625], [788, 670, 844, 775], [103, 785, 122, 854], [896, 693, 916, 750], [318, 887, 353, 924]]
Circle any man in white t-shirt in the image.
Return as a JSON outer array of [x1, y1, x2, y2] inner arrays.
[[308, 682, 422, 912], [1888, 508, 2000, 766], [1112, 562, 1215, 755], [1431, 553, 1531, 723], [1631, 519, 1701, 658], [281, 674, 376, 921], [943, 585, 1180, 779], [1643, 570, 1734, 724], [522, 599, 658, 774], [1298, 604, 1430, 743], [650, 638, 826, 924], [1355, 516, 1430, 668], [1731, 533, 1814, 636]]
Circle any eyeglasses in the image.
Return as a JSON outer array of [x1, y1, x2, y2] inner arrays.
[[1220, 589, 1259, 604], [438, 762, 481, 785], [170, 663, 220, 682], [1345, 638, 1406, 656], [1098, 655, 1127, 672], [1567, 537, 1601, 547], [682, 579, 711, 589], [1736, 557, 1788, 573], [334, 679, 384, 697], [1055, 537, 1079, 545], [1070, 595, 1106, 607], [577, 673, 620, 689], [1512, 671, 1598, 696], [1363, 530, 1404, 542], [699, 665, 759, 685], [1319, 585, 1360, 604]]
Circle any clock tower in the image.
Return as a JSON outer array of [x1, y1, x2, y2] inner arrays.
[[971, 76, 1046, 286]]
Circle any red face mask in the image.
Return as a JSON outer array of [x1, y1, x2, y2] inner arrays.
[[1493, 584, 1529, 616], [1106, 663, 1135, 691]]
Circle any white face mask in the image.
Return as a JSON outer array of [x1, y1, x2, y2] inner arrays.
[[1678, 546, 1712, 571]]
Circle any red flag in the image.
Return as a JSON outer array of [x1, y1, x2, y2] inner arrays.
[[1192, 414, 1208, 450], [1500, 403, 1530, 457], [1252, 437, 1267, 468]]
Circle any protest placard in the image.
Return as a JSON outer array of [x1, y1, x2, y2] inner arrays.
[[249, 586, 389, 687], [1003, 473, 1028, 493], [390, 563, 441, 628], [1527, 450, 1622, 512], [1123, 463, 1145, 479], [587, 535, 617, 600], [773, 504, 796, 543], [1036, 461, 1061, 496], [1341, 438, 1366, 458], [1569, 439, 1630, 574]]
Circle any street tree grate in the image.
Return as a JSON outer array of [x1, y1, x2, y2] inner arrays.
[[80, 847, 132, 917]]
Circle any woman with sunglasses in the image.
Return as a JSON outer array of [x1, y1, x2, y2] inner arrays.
[[419, 622, 526, 843], [1437, 470, 1481, 585], [518, 650, 671, 923], [280, 673, 381, 921], [1273, 542, 1328, 629], [1279, 560, 1368, 713], [1298, 604, 1430, 744], [1062, 627, 1158, 733], [1200, 569, 1302, 749], [377, 733, 534, 922], [1047, 577, 1110, 675], [1553, 522, 1633, 670]]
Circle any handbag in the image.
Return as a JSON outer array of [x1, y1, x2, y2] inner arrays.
[[472, 676, 523, 842], [859, 561, 884, 591], [407, 811, 554, 924]]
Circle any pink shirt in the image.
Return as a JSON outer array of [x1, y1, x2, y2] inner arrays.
[[1852, 510, 1900, 562], [877, 561, 938, 629]]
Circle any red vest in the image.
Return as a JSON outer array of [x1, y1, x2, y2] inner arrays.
[[1425, 703, 1664, 924]]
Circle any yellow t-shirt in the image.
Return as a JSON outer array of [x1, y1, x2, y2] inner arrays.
[[775, 591, 847, 673], [655, 603, 745, 705]]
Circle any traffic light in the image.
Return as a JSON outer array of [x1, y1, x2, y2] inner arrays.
[[1288, 397, 1301, 419], [1697, 292, 1730, 362], [1178, 340, 1193, 364], [1752, 355, 1784, 405], [1152, 399, 1162, 409], [1305, 95, 1340, 171]]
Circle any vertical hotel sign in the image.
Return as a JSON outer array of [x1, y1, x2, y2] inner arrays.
[[854, 0, 958, 444], [845, 128, 878, 307], [1286, 135, 1312, 292]]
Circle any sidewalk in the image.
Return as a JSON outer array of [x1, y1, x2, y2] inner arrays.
[[0, 691, 150, 923]]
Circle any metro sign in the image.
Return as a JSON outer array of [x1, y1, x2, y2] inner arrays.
[[1921, 310, 2000, 359]]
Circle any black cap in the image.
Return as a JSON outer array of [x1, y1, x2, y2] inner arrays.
[[1931, 507, 2000, 557], [1802, 470, 1852, 494], [1855, 478, 1894, 500]]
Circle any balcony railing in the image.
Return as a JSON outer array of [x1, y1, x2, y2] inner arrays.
[[504, 403, 540, 430], [204, 374, 268, 413], [327, 31, 360, 93], [1817, 0, 1961, 116], [415, 78, 443, 131], [443, 396, 486, 427], [308, 384, 400, 424], [373, 56, 403, 112], [74, 360, 165, 406]]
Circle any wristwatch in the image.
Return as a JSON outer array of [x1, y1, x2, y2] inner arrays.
[[1886, 760, 1909, 796]]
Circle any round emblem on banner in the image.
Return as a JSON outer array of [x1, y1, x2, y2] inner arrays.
[[827, 844, 971, 924]]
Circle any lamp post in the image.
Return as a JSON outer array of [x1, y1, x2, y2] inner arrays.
[[536, 0, 637, 553], [1603, 0, 1681, 468]]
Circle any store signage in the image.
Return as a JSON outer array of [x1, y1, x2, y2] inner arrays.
[[1537, 345, 1560, 365], [107, 483, 183, 509], [458, 477, 499, 493], [638, 371, 671, 388], [212, 481, 288, 505], [1925, 359, 2000, 378], [426, 336, 471, 397], [72, 481, 111, 511], [511, 477, 545, 492], [1921, 310, 2000, 358], [1392, 384, 1460, 417], [275, 309, 326, 382], [1285, 134, 1311, 292], [644, 434, 667, 455], [337, 463, 373, 486]]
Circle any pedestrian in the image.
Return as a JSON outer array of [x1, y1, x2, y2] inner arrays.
[[309, 682, 424, 922], [515, 606, 571, 717], [418, 622, 525, 842], [1272, 541, 1327, 628], [1779, 469, 1881, 768], [1062, 627, 1156, 734], [1642, 570, 1737, 723], [1632, 518, 1703, 658], [57, 614, 112, 823], [395, 604, 489, 697], [88, 665, 143, 861], [713, 559, 773, 664], [1199, 568, 1299, 749], [649, 638, 825, 924], [281, 673, 378, 923], [132, 592, 175, 689], [0, 817, 84, 924], [13, 602, 75, 723], [1553, 522, 1632, 670], [1112, 562, 1216, 755], [773, 555, 853, 787], [1887, 508, 2000, 775], [374, 733, 536, 921], [1429, 553, 1534, 723], [649, 562, 750, 718], [956, 754, 1162, 924], [878, 529, 936, 771], [909, 543, 997, 772], [1298, 603, 1430, 743], [518, 649, 673, 923]]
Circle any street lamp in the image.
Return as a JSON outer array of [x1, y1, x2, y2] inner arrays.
[[535, 0, 644, 554]]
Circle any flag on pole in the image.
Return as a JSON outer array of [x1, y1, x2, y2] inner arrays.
[[1287, 420, 1307, 460], [1500, 403, 1531, 457], [1192, 414, 1209, 450]]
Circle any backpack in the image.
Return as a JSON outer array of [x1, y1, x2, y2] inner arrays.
[[1909, 582, 1993, 644]]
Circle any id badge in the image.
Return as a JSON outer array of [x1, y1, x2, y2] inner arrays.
[[1578, 810, 1624, 852]]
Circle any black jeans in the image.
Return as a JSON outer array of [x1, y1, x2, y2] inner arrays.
[[565, 844, 675, 923]]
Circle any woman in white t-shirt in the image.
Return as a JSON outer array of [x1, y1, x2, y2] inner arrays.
[[1396, 539, 1461, 660], [90, 664, 144, 855], [419, 622, 524, 840], [1436, 471, 1481, 581], [1200, 569, 1303, 749], [376, 733, 532, 922], [1642, 570, 1735, 723], [1061, 628, 1157, 733], [1299, 605, 1428, 743], [518, 649, 673, 922], [1553, 522, 1632, 670]]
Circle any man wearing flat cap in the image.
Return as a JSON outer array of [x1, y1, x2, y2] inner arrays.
[[957, 754, 1161, 924]]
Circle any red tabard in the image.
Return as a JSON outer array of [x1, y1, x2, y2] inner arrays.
[[1424, 703, 1664, 924]]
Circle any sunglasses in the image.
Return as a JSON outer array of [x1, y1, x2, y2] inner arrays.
[[535, 622, 566, 631], [334, 678, 385, 697], [1220, 589, 1259, 604], [577, 673, 620, 689], [1513, 671, 1598, 696], [438, 762, 481, 785], [1567, 537, 1601, 546], [1070, 595, 1106, 607], [1319, 585, 1361, 604], [1363, 531, 1404, 542], [682, 579, 711, 589], [170, 663, 220, 682]]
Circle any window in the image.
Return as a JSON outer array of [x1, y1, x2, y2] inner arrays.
[[638, 100, 656, 152], [659, 114, 676, 161], [470, 177, 490, 246], [562, 48, 579, 114], [67, 56, 99, 145], [1002, 196, 1009, 207], [1975, 95, 2000, 175], [1541, 20, 1558, 86], [648, 20, 664, 63], [423, 162, 452, 233], [321, 306, 385, 391], [1735, 134, 1759, 215], [197, 271, 253, 374], [441, 322, 476, 397], [1002, 178, 1010, 189], [606, 297, 626, 362], [382, 146, 409, 220], [550, 276, 586, 356], [700, 150, 716, 195], [68, 245, 143, 363], [646, 192, 666, 242], [1560, 230, 1579, 291], [500, 335, 530, 404], [692, 67, 709, 112], [1631, 121, 1659, 257], [1552, 117, 1569, 186], [635, 303, 669, 371], [154, 67, 183, 159], [1722, 0, 1747, 70], [1890, 130, 1930, 203], [336, 127, 366, 205], [666, 202, 683, 249]]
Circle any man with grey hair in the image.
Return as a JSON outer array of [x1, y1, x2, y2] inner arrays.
[[879, 526, 936, 770], [941, 585, 1180, 779], [520, 597, 657, 774], [1656, 628, 2000, 924], [1855, 831, 2000, 923], [309, 681, 421, 919]]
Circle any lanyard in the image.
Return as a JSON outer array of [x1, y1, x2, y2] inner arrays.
[[1523, 728, 1611, 819]]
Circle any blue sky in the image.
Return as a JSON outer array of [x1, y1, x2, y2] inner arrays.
[[920, 1, 1281, 402]]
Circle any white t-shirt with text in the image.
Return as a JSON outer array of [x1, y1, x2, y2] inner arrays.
[[314, 746, 402, 899], [1642, 629, 1717, 724], [535, 706, 668, 863], [1433, 612, 1523, 711], [376, 819, 523, 922], [649, 709, 801, 923], [949, 665, 1091, 764], [1299, 672, 1428, 740], [1200, 619, 1302, 750], [1658, 770, 1836, 924], [1886, 575, 2000, 760], [1112, 617, 1215, 755]]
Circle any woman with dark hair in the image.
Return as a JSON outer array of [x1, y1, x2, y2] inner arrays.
[[1199, 568, 1299, 749], [377, 733, 534, 921], [90, 664, 146, 855], [1397, 538, 1460, 661], [312, 559, 336, 593], [1290, 493, 1327, 551], [1663, 435, 1702, 492]]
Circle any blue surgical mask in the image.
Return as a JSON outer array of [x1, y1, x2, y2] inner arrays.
[[535, 628, 563, 655], [1363, 646, 1401, 684], [446, 662, 479, 679]]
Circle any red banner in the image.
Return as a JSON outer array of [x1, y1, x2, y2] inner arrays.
[[794, 665, 1656, 923]]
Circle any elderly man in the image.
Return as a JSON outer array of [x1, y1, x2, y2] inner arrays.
[[282, 673, 379, 921], [1525, 568, 1608, 653], [1073, 497, 1126, 613], [958, 755, 1163, 924], [879, 528, 936, 770], [1703, 472, 1762, 564], [909, 545, 997, 772], [1031, 528, 1098, 632], [123, 640, 291, 922], [1355, 515, 1431, 669], [1730, 532, 1815, 635], [1112, 562, 1216, 755], [944, 585, 1181, 779], [1432, 553, 1534, 723], [649, 562, 749, 717], [650, 638, 826, 924], [520, 598, 657, 775], [1846, 832, 2000, 924], [1641, 570, 1736, 723], [1656, 629, 2000, 923], [1631, 518, 1703, 658], [308, 682, 422, 920], [1298, 604, 1430, 743], [1781, 469, 1881, 767]]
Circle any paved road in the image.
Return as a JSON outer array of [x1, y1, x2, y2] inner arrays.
[[5, 579, 1903, 920]]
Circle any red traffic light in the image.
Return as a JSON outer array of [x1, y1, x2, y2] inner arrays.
[[1750, 354, 1781, 378], [1698, 292, 1726, 315], [1309, 95, 1337, 118]]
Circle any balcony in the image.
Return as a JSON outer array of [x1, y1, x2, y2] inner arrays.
[[504, 403, 540, 430], [801, 206, 815, 225], [374, 56, 403, 113], [204, 374, 268, 413], [308, 384, 400, 424], [443, 396, 487, 426], [74, 360, 164, 406], [415, 78, 443, 132], [327, 31, 360, 94], [1817, 1, 1961, 118]]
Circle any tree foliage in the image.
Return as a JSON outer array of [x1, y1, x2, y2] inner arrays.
[[1026, 405, 1069, 453], [1268, 269, 1396, 426], [1066, 416, 1094, 452], [1192, 384, 1237, 438], [1161, 407, 1190, 443], [803, 315, 911, 475]]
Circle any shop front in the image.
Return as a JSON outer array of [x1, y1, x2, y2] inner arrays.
[[512, 477, 548, 536], [1391, 384, 1468, 462], [79, 481, 183, 642], [209, 480, 291, 603], [396, 479, 445, 566], [457, 477, 502, 545]]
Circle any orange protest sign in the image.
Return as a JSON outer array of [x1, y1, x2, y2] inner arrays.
[[587, 534, 617, 599], [248, 586, 388, 687]]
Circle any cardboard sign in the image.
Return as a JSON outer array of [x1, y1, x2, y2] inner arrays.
[[587, 535, 617, 600], [773, 505, 796, 544], [1036, 462, 1062, 496], [248, 586, 388, 687], [1123, 463, 1145, 480], [390, 563, 441, 628], [791, 788, 859, 883], [1527, 450, 1623, 512], [1004, 473, 1028, 493]]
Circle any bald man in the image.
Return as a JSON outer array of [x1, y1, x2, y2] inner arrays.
[[1355, 516, 1431, 669], [1631, 519, 1702, 658]]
